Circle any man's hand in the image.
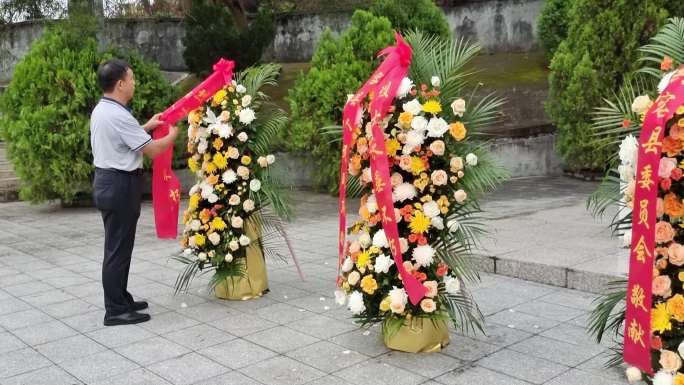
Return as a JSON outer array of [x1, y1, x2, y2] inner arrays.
[[143, 113, 164, 132], [167, 125, 179, 141]]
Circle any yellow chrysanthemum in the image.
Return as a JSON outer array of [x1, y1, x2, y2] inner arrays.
[[241, 155, 252, 166], [193, 234, 206, 247], [409, 211, 431, 234], [449, 122, 467, 141], [437, 195, 450, 214], [189, 194, 200, 210], [213, 152, 228, 170], [422, 100, 442, 115], [652, 302, 672, 333], [379, 297, 391, 312], [213, 138, 224, 151], [210, 217, 227, 231], [360, 275, 378, 295], [369, 246, 380, 255], [212, 89, 227, 106], [188, 158, 199, 173], [188, 109, 202, 125], [356, 250, 371, 270], [410, 156, 426, 175], [398, 111, 413, 128], [204, 161, 217, 174], [386, 138, 401, 157]]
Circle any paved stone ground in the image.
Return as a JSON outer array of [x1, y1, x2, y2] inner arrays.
[[0, 178, 630, 385]]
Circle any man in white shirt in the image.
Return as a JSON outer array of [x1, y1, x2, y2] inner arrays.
[[90, 58, 178, 326]]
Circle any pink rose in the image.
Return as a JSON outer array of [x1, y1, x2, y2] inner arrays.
[[429, 140, 445, 156], [668, 243, 684, 266], [659, 157, 678, 178], [653, 275, 672, 298], [399, 156, 412, 172], [423, 280, 438, 298], [391, 172, 403, 187], [420, 298, 436, 313], [655, 221, 676, 244], [660, 349, 682, 372], [431, 170, 448, 186]]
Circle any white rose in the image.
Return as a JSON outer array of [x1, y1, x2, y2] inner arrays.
[[625, 367, 641, 383], [239, 108, 256, 125], [659, 71, 676, 94], [236, 84, 247, 93], [334, 290, 347, 306], [366, 194, 378, 214], [423, 201, 440, 218], [229, 194, 241, 206], [454, 189, 468, 204], [374, 254, 394, 274], [447, 219, 460, 233], [190, 219, 201, 231], [653, 371, 673, 385], [631, 95, 653, 114], [426, 117, 449, 138], [217, 123, 233, 139], [239, 235, 251, 246], [412, 245, 435, 267], [237, 132, 248, 142], [241, 95, 252, 107], [198, 252, 207, 262], [208, 232, 221, 246], [347, 271, 361, 286], [372, 230, 388, 248], [396, 77, 414, 98], [431, 216, 444, 230], [450, 156, 464, 172], [402, 99, 422, 115], [444, 276, 461, 295], [411, 116, 428, 132], [347, 291, 365, 315], [451, 98, 466, 117], [237, 166, 250, 179], [341, 257, 354, 273], [250, 179, 261, 192], [266, 154, 275, 164], [208, 194, 219, 203], [183, 248, 193, 256], [431, 76, 440, 87], [224, 253, 233, 263], [231, 216, 243, 228], [466, 153, 478, 166], [229, 240, 239, 251], [358, 232, 371, 248], [243, 199, 255, 212]]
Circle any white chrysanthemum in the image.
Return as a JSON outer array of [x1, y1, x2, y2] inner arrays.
[[239, 235, 250, 246], [444, 276, 461, 295], [403, 130, 425, 154], [241, 95, 252, 107], [189, 184, 200, 197], [239, 108, 256, 125], [653, 371, 673, 385], [200, 182, 214, 199], [412, 245, 435, 267], [197, 138, 208, 154], [358, 232, 371, 248], [431, 216, 444, 230], [334, 290, 347, 306], [659, 71, 676, 94], [190, 219, 201, 231], [423, 201, 440, 218], [393, 183, 417, 202], [372, 230, 388, 248], [250, 179, 261, 192], [341, 257, 354, 273], [431, 76, 440, 87], [348, 291, 365, 315], [208, 232, 220, 245], [374, 254, 394, 274], [447, 219, 460, 233], [388, 286, 408, 310], [402, 99, 422, 115], [217, 123, 233, 139], [619, 134, 639, 167], [617, 165, 634, 183], [396, 77, 414, 98], [466, 153, 478, 166], [411, 115, 428, 131], [236, 84, 246, 93], [222, 169, 237, 184], [426, 117, 449, 138]]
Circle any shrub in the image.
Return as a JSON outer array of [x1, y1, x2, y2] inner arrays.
[[537, 0, 569, 59], [369, 0, 451, 39]]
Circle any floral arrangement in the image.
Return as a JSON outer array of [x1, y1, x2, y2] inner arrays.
[[174, 64, 293, 293], [588, 18, 684, 384], [333, 31, 508, 339]]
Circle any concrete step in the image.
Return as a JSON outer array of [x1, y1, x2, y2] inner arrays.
[[0, 168, 15, 179], [0, 177, 20, 190]]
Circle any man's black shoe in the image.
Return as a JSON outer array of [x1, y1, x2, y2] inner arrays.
[[104, 311, 151, 326], [131, 300, 148, 311]]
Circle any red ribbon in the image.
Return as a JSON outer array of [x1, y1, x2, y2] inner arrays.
[[153, 58, 235, 239], [338, 33, 428, 306], [624, 66, 684, 373]]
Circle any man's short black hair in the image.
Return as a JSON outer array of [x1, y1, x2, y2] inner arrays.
[[97, 59, 131, 92]]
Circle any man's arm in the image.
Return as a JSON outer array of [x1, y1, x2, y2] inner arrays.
[[142, 113, 164, 133], [142, 125, 179, 159]]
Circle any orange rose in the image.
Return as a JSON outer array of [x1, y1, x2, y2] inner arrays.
[[655, 221, 676, 244], [667, 294, 684, 322], [662, 56, 674, 71], [659, 349, 682, 372], [663, 136, 683, 157], [664, 193, 684, 218], [449, 122, 467, 141], [653, 275, 672, 298]]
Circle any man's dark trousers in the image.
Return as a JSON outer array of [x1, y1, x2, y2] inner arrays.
[[93, 167, 143, 317]]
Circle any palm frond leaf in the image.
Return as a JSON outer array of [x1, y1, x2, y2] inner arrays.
[[588, 279, 627, 345], [638, 17, 684, 78]]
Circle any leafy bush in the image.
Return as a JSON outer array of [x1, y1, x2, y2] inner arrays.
[[537, 0, 569, 59], [369, 0, 451, 39], [0, 20, 175, 203], [546, 0, 678, 172], [182, 0, 275, 74], [284, 10, 393, 192]]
